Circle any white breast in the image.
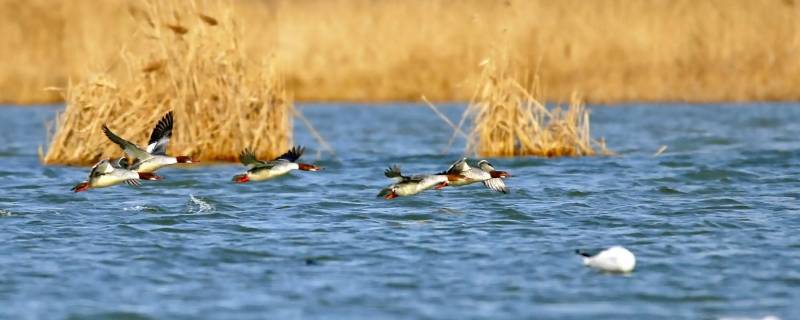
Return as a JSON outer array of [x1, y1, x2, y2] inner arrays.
[[135, 156, 177, 173], [420, 175, 448, 190], [248, 162, 298, 181], [92, 170, 137, 188], [463, 168, 491, 183], [394, 182, 422, 196]]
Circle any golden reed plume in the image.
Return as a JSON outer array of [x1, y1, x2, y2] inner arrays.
[[42, 0, 292, 165]]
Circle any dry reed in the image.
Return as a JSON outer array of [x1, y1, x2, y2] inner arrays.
[[42, 0, 292, 165], [3, 0, 800, 104], [451, 55, 611, 157]]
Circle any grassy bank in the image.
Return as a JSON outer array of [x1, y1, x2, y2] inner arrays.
[[3, 0, 799, 104]]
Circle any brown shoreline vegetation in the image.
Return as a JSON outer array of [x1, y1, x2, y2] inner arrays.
[[42, 1, 292, 165], [428, 53, 612, 158], [3, 0, 800, 105], [463, 57, 613, 158]]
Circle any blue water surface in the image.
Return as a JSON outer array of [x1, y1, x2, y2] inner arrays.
[[0, 103, 799, 320]]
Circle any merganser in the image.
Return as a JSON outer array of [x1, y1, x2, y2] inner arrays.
[[232, 146, 321, 183], [378, 165, 449, 199], [439, 158, 510, 193], [71, 158, 160, 192], [101, 111, 195, 177], [576, 246, 636, 273]]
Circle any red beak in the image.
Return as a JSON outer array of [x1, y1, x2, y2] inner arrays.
[[138, 172, 162, 181], [299, 163, 321, 171], [491, 171, 510, 178], [233, 174, 250, 183], [176, 156, 197, 164], [71, 181, 90, 192], [383, 192, 398, 199]]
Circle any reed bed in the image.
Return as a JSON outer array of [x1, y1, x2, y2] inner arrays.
[[3, 0, 800, 104], [42, 1, 292, 165], [452, 56, 611, 157]]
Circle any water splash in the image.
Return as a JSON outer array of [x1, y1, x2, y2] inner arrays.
[[186, 194, 215, 214], [122, 205, 158, 212]]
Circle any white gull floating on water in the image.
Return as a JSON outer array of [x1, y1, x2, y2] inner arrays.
[[576, 246, 636, 273]]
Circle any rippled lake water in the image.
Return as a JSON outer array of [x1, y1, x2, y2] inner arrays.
[[1, 103, 800, 320]]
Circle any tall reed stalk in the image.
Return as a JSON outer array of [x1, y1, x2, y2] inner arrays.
[[43, 0, 292, 165], [455, 56, 611, 157]]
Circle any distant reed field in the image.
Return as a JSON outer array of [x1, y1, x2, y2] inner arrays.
[[2, 0, 800, 104], [42, 1, 292, 165]]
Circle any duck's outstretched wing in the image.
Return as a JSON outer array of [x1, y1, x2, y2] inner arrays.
[[384, 165, 408, 182], [275, 146, 305, 162], [102, 125, 152, 160], [89, 159, 114, 178], [482, 178, 508, 193], [239, 148, 266, 168], [146, 111, 173, 155], [111, 157, 129, 169], [440, 157, 470, 175], [477, 160, 497, 172]]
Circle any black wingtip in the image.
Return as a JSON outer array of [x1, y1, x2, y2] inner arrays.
[[240, 147, 251, 158], [239, 147, 258, 165], [276, 145, 305, 162], [164, 111, 174, 126], [293, 145, 305, 160], [148, 111, 174, 145], [162, 111, 173, 123], [100, 124, 128, 146], [101, 124, 115, 139], [384, 165, 402, 178]]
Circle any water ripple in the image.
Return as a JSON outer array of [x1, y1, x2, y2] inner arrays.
[[1, 104, 800, 319]]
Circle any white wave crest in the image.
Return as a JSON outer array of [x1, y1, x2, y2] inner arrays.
[[187, 194, 215, 214]]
